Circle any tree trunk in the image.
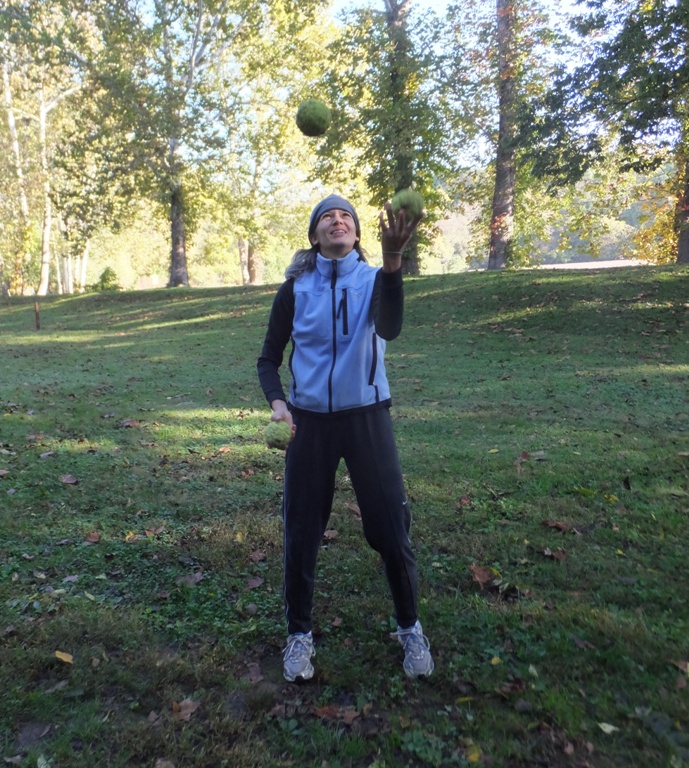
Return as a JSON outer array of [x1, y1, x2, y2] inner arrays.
[[168, 178, 189, 286], [386, 0, 420, 276], [400, 234, 419, 276], [54, 250, 63, 295], [238, 237, 250, 285], [78, 242, 89, 292], [62, 253, 74, 294], [488, 0, 518, 271], [3, 60, 31, 294], [37, 87, 52, 296], [248, 243, 261, 285], [676, 126, 689, 264]]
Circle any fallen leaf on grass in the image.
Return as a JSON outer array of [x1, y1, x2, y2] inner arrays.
[[45, 680, 69, 694], [55, 650, 73, 664], [250, 550, 266, 564], [671, 660, 689, 673], [514, 451, 530, 472], [171, 699, 200, 722], [459, 740, 482, 764], [498, 678, 528, 696], [39, 452, 54, 459], [268, 703, 289, 718], [84, 531, 100, 543], [323, 529, 338, 540], [246, 576, 264, 589], [242, 663, 264, 683], [0, 470, 9, 478], [340, 709, 361, 727], [469, 563, 496, 588], [176, 572, 203, 587], [120, 419, 141, 428], [574, 637, 596, 651], [313, 705, 360, 726], [145, 526, 165, 537], [543, 547, 567, 562], [598, 722, 620, 734], [154, 760, 175, 768], [542, 520, 570, 532], [332, 617, 343, 627], [59, 474, 79, 485]]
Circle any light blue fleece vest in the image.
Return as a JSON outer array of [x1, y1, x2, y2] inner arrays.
[[289, 250, 390, 413]]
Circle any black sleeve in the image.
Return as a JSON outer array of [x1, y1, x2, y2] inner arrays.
[[257, 280, 295, 404], [371, 267, 404, 341]]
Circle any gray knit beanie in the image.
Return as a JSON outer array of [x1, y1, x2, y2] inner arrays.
[[308, 195, 361, 239]]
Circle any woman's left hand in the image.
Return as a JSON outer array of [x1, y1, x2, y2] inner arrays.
[[379, 202, 423, 273]]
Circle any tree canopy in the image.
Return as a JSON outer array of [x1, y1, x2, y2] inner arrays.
[[1, 0, 688, 294]]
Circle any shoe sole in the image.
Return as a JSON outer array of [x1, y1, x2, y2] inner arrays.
[[283, 663, 315, 683], [284, 670, 314, 683], [404, 662, 435, 678]]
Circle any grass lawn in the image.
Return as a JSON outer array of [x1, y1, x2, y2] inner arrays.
[[1, 265, 688, 767]]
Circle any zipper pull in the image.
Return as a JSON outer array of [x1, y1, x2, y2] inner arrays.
[[337, 288, 348, 333]]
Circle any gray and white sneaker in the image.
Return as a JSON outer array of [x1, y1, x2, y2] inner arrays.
[[283, 632, 315, 682], [391, 621, 434, 678]]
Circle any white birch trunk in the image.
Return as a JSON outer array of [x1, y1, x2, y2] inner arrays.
[[3, 60, 31, 293], [37, 84, 53, 296], [237, 237, 250, 285], [78, 242, 89, 291], [54, 249, 63, 295]]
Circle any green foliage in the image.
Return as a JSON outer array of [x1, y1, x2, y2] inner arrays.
[[88, 266, 121, 292], [523, 0, 689, 263], [446, 0, 569, 269], [315, 3, 459, 268], [525, 0, 687, 181]]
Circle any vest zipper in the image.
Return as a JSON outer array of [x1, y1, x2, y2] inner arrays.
[[337, 288, 349, 335], [327, 260, 338, 412]]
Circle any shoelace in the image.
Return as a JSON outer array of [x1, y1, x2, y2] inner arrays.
[[392, 628, 431, 658], [284, 634, 313, 661]]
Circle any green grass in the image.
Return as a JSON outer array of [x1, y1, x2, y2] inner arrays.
[[1, 266, 688, 767]]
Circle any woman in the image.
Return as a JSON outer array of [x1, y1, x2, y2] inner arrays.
[[257, 194, 433, 682]]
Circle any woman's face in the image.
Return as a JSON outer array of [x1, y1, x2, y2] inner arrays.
[[309, 208, 358, 258]]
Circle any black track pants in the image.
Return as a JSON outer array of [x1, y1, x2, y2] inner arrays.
[[282, 406, 418, 635]]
